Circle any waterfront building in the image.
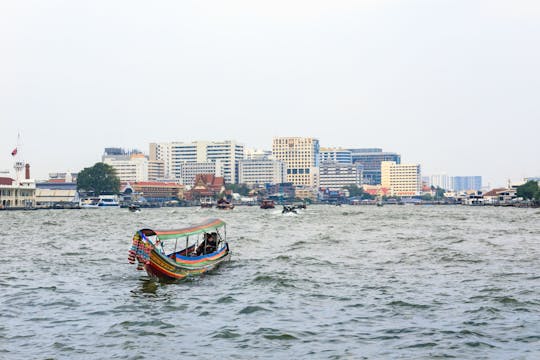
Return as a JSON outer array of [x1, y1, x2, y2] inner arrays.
[[265, 182, 295, 200], [318, 161, 363, 190], [381, 161, 421, 196], [272, 137, 320, 187], [0, 177, 36, 209], [238, 159, 287, 185], [184, 174, 225, 201], [35, 181, 78, 207], [348, 148, 401, 185], [130, 181, 184, 202], [319, 148, 352, 164], [149, 140, 244, 184], [295, 186, 318, 202], [452, 176, 482, 192]]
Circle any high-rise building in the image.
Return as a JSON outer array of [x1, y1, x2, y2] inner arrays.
[[452, 176, 482, 192], [238, 159, 287, 185], [319, 162, 363, 190], [102, 150, 149, 183], [319, 148, 352, 164], [429, 174, 452, 190], [349, 148, 401, 185], [272, 137, 320, 187], [149, 140, 244, 184], [381, 161, 421, 196]]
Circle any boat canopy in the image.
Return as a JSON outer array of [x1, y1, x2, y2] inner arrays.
[[138, 218, 226, 240]]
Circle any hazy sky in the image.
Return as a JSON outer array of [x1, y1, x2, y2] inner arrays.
[[1, 0, 539, 187]]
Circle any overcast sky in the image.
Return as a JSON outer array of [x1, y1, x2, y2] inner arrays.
[[1, 0, 539, 187]]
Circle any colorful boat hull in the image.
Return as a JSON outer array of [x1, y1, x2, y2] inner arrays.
[[145, 244, 230, 280]]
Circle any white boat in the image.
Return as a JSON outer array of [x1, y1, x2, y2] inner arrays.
[[98, 195, 120, 207], [80, 197, 100, 208]]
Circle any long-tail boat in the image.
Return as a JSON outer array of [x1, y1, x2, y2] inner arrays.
[[128, 218, 230, 280]]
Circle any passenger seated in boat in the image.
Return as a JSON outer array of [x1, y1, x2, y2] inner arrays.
[[195, 233, 217, 256]]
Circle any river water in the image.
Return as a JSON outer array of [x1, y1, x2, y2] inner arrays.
[[1, 205, 539, 359]]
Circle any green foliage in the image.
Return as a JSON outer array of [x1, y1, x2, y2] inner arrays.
[[516, 180, 539, 200], [77, 162, 120, 195], [344, 184, 374, 199]]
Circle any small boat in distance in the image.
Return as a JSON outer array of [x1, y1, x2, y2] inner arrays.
[[282, 205, 298, 214], [128, 204, 141, 212], [216, 198, 234, 210], [98, 195, 120, 207], [128, 218, 230, 281], [80, 197, 100, 208], [200, 198, 214, 208], [260, 199, 275, 209]]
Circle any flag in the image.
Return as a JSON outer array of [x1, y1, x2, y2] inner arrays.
[[11, 148, 17, 156]]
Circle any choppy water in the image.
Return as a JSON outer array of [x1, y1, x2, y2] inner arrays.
[[1, 205, 539, 359]]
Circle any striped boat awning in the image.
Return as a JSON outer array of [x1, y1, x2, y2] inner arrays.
[[139, 218, 226, 240]]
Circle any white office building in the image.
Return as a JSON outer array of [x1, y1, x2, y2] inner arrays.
[[238, 159, 287, 185], [150, 140, 244, 184], [319, 148, 352, 164], [319, 162, 363, 190], [103, 153, 149, 182]]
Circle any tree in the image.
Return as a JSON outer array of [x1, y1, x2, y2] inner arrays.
[[343, 184, 374, 199], [77, 162, 120, 195], [516, 180, 539, 200]]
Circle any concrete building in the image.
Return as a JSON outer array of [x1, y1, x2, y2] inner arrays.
[[349, 148, 401, 185], [245, 148, 273, 160], [452, 176, 482, 192], [150, 140, 244, 184], [319, 148, 352, 164], [103, 153, 149, 182], [319, 162, 363, 190], [238, 159, 287, 185], [178, 161, 224, 187], [272, 137, 320, 187], [148, 160, 165, 181], [130, 181, 184, 201], [381, 161, 422, 196], [0, 177, 36, 209], [429, 174, 453, 190]]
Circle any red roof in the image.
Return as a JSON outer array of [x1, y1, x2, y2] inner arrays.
[[0, 177, 14, 185], [133, 181, 182, 188]]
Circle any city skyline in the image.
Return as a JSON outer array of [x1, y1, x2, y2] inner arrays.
[[2, 1, 539, 187]]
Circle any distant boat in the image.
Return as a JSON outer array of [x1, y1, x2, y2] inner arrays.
[[128, 204, 141, 213], [98, 195, 120, 207], [80, 197, 100, 208], [282, 205, 298, 214], [200, 198, 214, 208], [260, 199, 275, 209], [128, 218, 231, 280], [216, 198, 234, 210]]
